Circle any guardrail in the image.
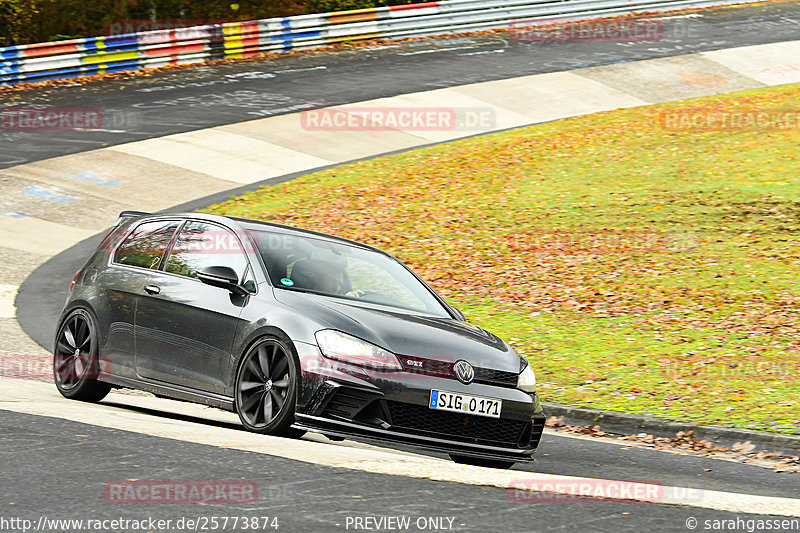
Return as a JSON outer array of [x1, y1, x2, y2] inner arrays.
[[0, 0, 759, 87]]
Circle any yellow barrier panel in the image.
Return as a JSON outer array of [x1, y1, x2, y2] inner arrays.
[[329, 8, 378, 24]]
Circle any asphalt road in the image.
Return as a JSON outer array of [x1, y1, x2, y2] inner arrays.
[[103, 395, 800, 500], [0, 409, 792, 533], [3, 3, 800, 531], [1, 1, 799, 168]]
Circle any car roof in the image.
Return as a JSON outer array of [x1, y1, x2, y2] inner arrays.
[[123, 211, 389, 256]]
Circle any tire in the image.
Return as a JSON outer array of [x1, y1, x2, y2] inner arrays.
[[449, 454, 516, 469], [53, 308, 111, 403], [234, 336, 304, 438]]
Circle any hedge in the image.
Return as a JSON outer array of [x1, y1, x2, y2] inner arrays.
[[0, 0, 430, 46]]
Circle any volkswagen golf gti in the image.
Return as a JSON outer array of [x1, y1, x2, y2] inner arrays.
[[54, 211, 545, 468]]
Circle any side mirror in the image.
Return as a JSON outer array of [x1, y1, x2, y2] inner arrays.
[[197, 266, 248, 297]]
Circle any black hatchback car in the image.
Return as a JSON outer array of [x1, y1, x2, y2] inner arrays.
[[54, 211, 545, 468]]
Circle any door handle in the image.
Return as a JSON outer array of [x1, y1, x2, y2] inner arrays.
[[144, 285, 161, 295]]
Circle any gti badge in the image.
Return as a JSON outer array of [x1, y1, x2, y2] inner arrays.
[[454, 360, 474, 384]]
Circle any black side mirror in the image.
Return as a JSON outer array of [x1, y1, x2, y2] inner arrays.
[[197, 266, 248, 296]]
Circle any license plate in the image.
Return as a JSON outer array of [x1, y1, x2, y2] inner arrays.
[[429, 390, 502, 419]]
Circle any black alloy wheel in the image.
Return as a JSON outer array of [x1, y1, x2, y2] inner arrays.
[[235, 337, 303, 437], [53, 308, 111, 402]]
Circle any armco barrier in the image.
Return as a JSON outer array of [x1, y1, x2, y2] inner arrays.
[[0, 0, 760, 87]]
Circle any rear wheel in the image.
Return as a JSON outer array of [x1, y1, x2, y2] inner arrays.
[[235, 337, 304, 437], [449, 454, 515, 469], [53, 308, 111, 402]]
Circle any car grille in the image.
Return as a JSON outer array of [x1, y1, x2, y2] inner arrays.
[[473, 367, 518, 387], [386, 401, 530, 447], [323, 388, 381, 420], [399, 355, 520, 388], [529, 417, 545, 449]]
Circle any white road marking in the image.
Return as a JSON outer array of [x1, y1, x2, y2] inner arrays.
[[0, 285, 17, 318], [274, 66, 328, 74], [657, 14, 704, 20], [0, 379, 799, 517], [458, 49, 505, 56], [363, 45, 399, 51], [398, 46, 476, 55], [109, 129, 334, 184], [702, 40, 800, 85], [0, 216, 97, 256]]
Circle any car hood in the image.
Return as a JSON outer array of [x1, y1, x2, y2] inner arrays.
[[274, 289, 520, 373]]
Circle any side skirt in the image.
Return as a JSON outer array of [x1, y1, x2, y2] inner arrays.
[[102, 375, 235, 411]]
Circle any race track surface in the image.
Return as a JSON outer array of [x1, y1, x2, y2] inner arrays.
[[1, 2, 799, 168], [2, 3, 800, 531]]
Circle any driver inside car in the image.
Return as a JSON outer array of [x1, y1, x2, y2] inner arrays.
[[316, 269, 364, 298]]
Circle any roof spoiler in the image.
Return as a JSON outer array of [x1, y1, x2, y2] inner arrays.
[[114, 210, 150, 226]]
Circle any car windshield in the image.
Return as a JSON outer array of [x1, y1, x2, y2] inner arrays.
[[250, 230, 450, 317]]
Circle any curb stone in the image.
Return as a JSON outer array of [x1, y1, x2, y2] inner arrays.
[[543, 402, 800, 456]]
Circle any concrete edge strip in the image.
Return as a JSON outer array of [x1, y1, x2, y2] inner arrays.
[[0, 216, 101, 257], [0, 285, 18, 319], [543, 403, 800, 456], [107, 130, 336, 185], [0, 380, 799, 517]]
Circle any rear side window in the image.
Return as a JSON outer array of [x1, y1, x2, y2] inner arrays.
[[114, 220, 180, 270], [164, 221, 249, 281]]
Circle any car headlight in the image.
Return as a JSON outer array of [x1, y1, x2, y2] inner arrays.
[[517, 360, 536, 393], [315, 330, 402, 370]]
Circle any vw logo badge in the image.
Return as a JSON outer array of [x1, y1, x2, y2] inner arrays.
[[454, 360, 475, 384]]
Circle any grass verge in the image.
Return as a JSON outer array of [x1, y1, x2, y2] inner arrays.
[[205, 83, 800, 433]]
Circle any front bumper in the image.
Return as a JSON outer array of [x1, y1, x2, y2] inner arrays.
[[294, 343, 545, 462], [295, 412, 544, 463]]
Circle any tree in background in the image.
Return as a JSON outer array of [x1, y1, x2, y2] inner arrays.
[[30, 0, 132, 41], [303, 0, 425, 12], [0, 0, 429, 46], [0, 0, 39, 46]]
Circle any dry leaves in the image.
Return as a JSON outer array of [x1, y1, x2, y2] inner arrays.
[[546, 418, 799, 473]]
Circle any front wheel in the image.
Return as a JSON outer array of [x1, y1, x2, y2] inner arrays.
[[234, 337, 304, 437], [449, 454, 515, 469], [53, 308, 111, 402]]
